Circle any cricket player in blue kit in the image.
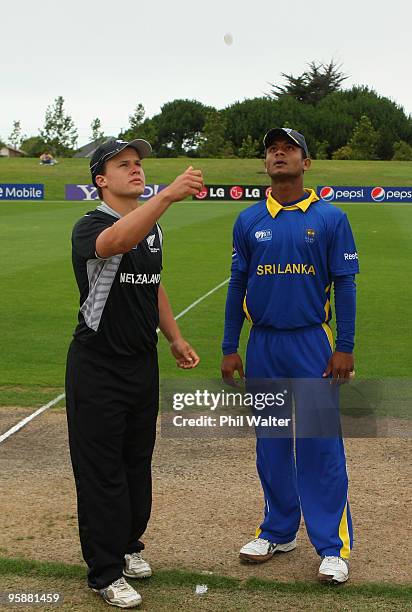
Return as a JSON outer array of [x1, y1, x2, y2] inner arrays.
[[221, 128, 359, 584]]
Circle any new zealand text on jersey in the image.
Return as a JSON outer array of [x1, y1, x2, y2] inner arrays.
[[120, 273, 161, 284]]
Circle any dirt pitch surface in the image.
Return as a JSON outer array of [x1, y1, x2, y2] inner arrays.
[[0, 406, 411, 585]]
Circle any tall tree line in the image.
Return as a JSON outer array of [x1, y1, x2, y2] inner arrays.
[[14, 61, 412, 159], [120, 61, 412, 160]]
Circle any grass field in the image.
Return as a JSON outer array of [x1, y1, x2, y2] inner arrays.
[[2, 157, 412, 200], [0, 157, 411, 609], [1, 158, 411, 406], [1, 558, 411, 611]]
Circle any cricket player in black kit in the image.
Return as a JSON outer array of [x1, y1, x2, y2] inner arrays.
[[65, 138, 203, 609]]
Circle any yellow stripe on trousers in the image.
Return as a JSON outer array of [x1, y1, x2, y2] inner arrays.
[[322, 319, 350, 558], [339, 502, 351, 559]]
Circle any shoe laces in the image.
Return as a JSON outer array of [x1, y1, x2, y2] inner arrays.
[[252, 537, 270, 547], [111, 578, 131, 592], [322, 556, 347, 566], [128, 552, 144, 566]]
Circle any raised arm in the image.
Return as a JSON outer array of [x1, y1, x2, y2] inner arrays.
[[96, 167, 203, 258]]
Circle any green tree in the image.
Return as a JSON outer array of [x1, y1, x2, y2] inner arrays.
[[20, 135, 48, 157], [315, 140, 330, 159], [40, 96, 78, 156], [156, 99, 213, 154], [269, 60, 347, 104], [348, 115, 379, 160], [119, 108, 149, 140], [223, 96, 315, 155], [119, 104, 148, 141], [392, 140, 412, 161], [271, 74, 307, 103], [223, 88, 412, 161], [223, 98, 279, 154], [198, 111, 228, 157], [119, 113, 159, 156], [137, 118, 158, 145], [90, 118, 104, 141], [332, 145, 354, 160], [238, 135, 260, 158], [221, 142, 236, 158], [129, 104, 145, 133], [9, 120, 24, 149], [317, 86, 412, 159]]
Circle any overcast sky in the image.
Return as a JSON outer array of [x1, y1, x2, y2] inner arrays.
[[1, 0, 410, 146]]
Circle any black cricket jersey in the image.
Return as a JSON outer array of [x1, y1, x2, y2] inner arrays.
[[71, 202, 162, 356]]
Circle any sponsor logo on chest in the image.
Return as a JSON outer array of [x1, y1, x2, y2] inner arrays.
[[255, 229, 272, 242]]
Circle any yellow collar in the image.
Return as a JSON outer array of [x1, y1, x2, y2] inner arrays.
[[266, 188, 319, 218]]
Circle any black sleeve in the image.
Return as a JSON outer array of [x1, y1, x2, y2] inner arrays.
[[72, 215, 114, 260]]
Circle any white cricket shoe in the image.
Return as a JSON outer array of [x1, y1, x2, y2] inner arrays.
[[239, 537, 297, 563], [123, 552, 152, 579], [318, 556, 349, 584], [96, 577, 142, 608]]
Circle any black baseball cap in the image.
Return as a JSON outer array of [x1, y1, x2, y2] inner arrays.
[[263, 128, 309, 158], [90, 138, 152, 186]]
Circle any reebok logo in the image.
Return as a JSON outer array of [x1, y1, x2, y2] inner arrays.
[[344, 252, 358, 260]]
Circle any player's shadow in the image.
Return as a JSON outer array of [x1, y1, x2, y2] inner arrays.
[[340, 379, 383, 438]]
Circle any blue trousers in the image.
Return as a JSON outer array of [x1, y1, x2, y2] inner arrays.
[[245, 324, 353, 559]]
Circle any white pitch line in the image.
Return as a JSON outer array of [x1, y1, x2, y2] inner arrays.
[[155, 277, 230, 333], [0, 393, 65, 444], [0, 278, 230, 444], [174, 277, 230, 321]]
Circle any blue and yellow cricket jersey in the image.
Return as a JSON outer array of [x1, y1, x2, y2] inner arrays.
[[232, 189, 359, 329], [226, 188, 358, 558]]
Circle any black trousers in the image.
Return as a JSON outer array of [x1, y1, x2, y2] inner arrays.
[[65, 340, 159, 590]]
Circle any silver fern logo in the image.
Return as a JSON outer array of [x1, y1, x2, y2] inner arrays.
[[146, 234, 160, 253]]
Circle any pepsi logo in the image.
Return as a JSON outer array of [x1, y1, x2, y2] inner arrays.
[[230, 186, 244, 200], [320, 186, 335, 201], [371, 187, 385, 202], [195, 187, 208, 200]]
